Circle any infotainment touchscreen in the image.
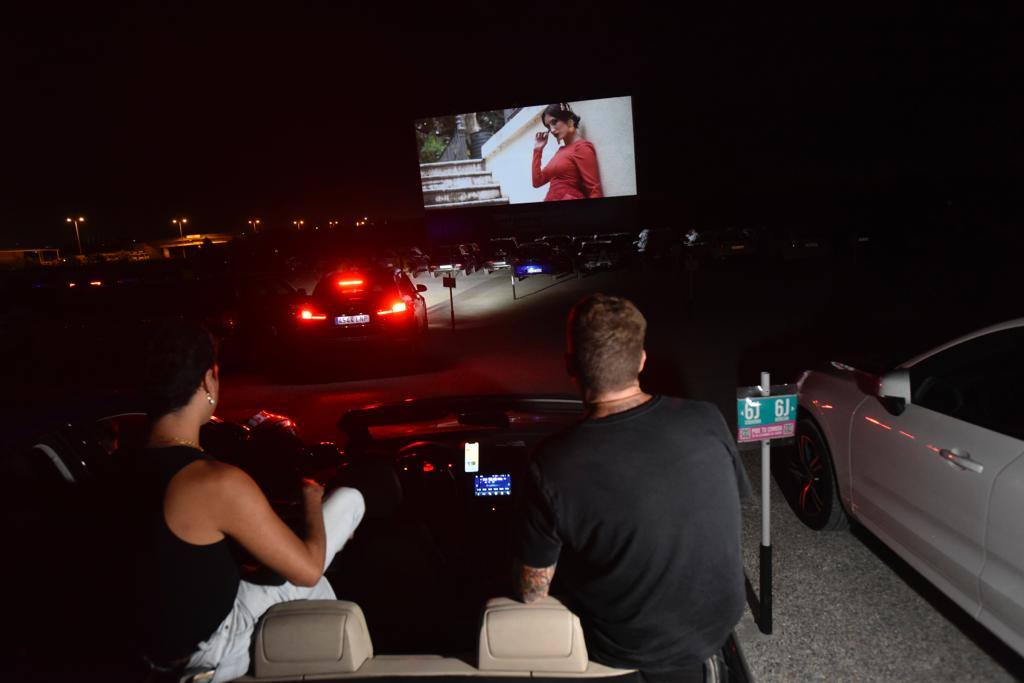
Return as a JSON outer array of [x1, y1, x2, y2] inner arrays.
[[474, 473, 511, 497]]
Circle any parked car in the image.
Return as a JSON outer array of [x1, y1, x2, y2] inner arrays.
[[428, 244, 476, 277], [513, 242, 577, 281], [536, 234, 575, 254], [783, 319, 1024, 657], [575, 239, 626, 273], [481, 237, 518, 273], [708, 228, 759, 261], [399, 246, 431, 278]]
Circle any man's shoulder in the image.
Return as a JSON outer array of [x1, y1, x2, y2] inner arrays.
[[611, 395, 713, 421], [642, 397, 732, 442], [532, 425, 579, 462], [659, 396, 723, 420]]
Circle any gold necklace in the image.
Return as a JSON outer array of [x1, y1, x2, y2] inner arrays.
[[150, 436, 204, 452]]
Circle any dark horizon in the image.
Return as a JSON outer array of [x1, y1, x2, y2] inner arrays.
[[1, 5, 1011, 249]]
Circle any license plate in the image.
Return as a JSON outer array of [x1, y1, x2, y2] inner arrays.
[[334, 314, 370, 326], [526, 266, 542, 273], [730, 245, 745, 251], [806, 242, 819, 247]]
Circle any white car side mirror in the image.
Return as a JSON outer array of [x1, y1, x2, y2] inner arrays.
[[878, 369, 911, 415]]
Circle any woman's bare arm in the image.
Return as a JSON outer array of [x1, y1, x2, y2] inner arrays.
[[211, 464, 326, 587]]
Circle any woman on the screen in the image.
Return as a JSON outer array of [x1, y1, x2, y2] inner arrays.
[[532, 102, 603, 201]]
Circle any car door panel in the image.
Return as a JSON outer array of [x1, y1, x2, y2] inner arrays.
[[978, 450, 1024, 655], [850, 402, 1021, 617]]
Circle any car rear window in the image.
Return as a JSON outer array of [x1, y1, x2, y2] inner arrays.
[[314, 273, 393, 299]]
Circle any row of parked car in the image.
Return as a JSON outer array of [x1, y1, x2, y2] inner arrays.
[[407, 233, 635, 282], [408, 224, 885, 283]]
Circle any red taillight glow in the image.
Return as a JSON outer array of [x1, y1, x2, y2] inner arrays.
[[335, 274, 366, 293], [299, 308, 327, 321], [422, 462, 435, 473], [377, 302, 408, 316]]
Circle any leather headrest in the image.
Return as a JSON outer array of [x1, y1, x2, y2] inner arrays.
[[478, 597, 588, 673], [254, 600, 372, 678]]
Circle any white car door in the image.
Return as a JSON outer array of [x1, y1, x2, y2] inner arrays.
[[849, 326, 1024, 619]]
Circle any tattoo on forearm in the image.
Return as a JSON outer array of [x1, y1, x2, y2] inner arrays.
[[519, 563, 556, 603]]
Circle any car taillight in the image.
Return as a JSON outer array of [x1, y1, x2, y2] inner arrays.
[[299, 308, 327, 321], [377, 301, 408, 316], [335, 274, 365, 293]]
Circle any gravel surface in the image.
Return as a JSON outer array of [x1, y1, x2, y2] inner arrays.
[[736, 449, 1024, 682]]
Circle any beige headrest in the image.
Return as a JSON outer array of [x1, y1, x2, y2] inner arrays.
[[253, 600, 373, 678], [478, 597, 588, 673]]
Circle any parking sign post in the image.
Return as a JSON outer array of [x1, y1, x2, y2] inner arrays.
[[759, 371, 772, 635], [442, 276, 456, 330], [736, 373, 797, 636]]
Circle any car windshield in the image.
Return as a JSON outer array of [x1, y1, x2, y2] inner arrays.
[[486, 241, 516, 256]]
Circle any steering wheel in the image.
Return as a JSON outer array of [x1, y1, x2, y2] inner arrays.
[[396, 440, 461, 475], [393, 441, 462, 519]]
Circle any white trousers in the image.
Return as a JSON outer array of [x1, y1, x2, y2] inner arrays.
[[187, 486, 365, 682]]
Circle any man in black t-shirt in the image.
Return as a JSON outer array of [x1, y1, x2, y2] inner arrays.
[[517, 294, 750, 682]]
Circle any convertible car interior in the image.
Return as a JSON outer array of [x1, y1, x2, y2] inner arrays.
[[2, 395, 751, 683]]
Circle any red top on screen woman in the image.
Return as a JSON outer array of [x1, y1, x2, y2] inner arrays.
[[532, 139, 604, 201]]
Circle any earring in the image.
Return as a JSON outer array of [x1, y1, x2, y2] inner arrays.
[[207, 393, 216, 406]]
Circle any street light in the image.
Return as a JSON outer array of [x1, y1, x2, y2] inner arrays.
[[248, 218, 261, 233], [65, 216, 85, 255], [171, 217, 189, 238], [292, 219, 304, 230]]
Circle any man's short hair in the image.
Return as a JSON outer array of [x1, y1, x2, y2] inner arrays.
[[567, 294, 647, 393], [141, 318, 217, 418]]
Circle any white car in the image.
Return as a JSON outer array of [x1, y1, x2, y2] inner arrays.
[[787, 318, 1024, 656]]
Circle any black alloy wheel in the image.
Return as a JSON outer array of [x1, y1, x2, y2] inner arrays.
[[782, 418, 849, 531]]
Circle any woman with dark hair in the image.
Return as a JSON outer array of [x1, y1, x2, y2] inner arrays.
[[531, 102, 604, 201], [128, 319, 364, 682]]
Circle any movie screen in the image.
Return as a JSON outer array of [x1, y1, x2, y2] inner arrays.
[[416, 96, 636, 210]]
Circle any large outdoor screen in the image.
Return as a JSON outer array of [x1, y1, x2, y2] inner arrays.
[[415, 96, 636, 211]]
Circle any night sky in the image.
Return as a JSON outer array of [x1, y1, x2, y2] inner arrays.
[[1, 4, 1011, 249]]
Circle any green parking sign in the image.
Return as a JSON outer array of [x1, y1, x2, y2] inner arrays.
[[736, 394, 796, 443]]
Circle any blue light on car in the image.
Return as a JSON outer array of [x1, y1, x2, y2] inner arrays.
[[526, 266, 542, 273]]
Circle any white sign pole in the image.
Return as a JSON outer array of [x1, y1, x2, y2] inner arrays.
[[760, 370, 772, 634]]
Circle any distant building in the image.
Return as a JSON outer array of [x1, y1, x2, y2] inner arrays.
[[0, 247, 61, 269], [145, 233, 234, 259]]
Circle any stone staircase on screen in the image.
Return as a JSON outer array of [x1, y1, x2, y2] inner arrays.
[[420, 160, 510, 210]]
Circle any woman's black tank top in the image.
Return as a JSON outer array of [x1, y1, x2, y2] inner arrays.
[[130, 446, 240, 662]]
